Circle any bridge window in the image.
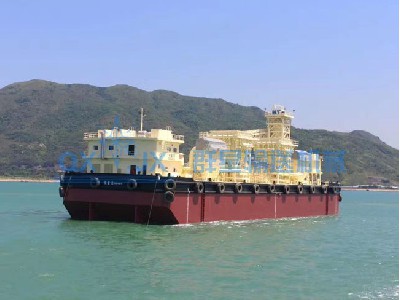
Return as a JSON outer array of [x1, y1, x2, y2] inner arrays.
[[128, 145, 135, 156]]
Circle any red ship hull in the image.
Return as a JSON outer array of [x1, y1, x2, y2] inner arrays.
[[63, 187, 341, 225]]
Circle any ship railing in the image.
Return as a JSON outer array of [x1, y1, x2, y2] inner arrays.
[[84, 132, 99, 139], [136, 131, 152, 138]]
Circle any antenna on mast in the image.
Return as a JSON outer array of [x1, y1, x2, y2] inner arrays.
[[139, 108, 146, 131]]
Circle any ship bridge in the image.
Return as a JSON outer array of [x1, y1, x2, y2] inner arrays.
[[83, 126, 185, 176]]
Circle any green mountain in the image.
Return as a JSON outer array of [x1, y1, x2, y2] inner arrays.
[[0, 79, 398, 185]]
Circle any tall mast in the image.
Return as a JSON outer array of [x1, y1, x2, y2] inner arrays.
[[140, 108, 144, 131]]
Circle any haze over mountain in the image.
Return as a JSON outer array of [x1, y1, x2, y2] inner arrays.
[[0, 80, 397, 185]]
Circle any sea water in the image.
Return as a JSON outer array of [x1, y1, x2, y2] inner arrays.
[[0, 182, 398, 300]]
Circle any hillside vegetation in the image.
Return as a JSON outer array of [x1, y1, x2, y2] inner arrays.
[[0, 80, 397, 185]]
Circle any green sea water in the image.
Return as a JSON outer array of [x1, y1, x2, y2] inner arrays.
[[0, 182, 398, 300]]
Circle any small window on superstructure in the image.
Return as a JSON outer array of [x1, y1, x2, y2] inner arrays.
[[173, 148, 177, 153], [109, 145, 114, 150], [167, 147, 171, 152], [93, 145, 99, 150], [128, 145, 135, 156]]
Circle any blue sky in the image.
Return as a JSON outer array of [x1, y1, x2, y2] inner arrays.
[[0, 0, 398, 148]]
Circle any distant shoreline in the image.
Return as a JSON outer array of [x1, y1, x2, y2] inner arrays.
[[341, 188, 398, 192], [0, 177, 57, 183]]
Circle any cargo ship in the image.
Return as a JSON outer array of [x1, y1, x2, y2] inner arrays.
[[59, 105, 341, 224]]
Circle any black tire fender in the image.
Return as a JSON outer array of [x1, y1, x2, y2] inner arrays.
[[270, 184, 276, 193], [234, 183, 243, 193], [297, 185, 303, 194], [283, 185, 290, 194], [164, 179, 176, 191], [322, 186, 328, 194], [217, 183, 225, 194], [59, 186, 65, 198], [90, 177, 100, 188], [253, 184, 260, 194], [164, 191, 175, 203], [127, 179, 137, 190], [194, 182, 204, 193]]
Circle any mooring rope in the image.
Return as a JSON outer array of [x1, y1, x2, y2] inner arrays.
[[146, 177, 159, 226]]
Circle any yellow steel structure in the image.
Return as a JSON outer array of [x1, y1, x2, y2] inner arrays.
[[185, 105, 322, 185]]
